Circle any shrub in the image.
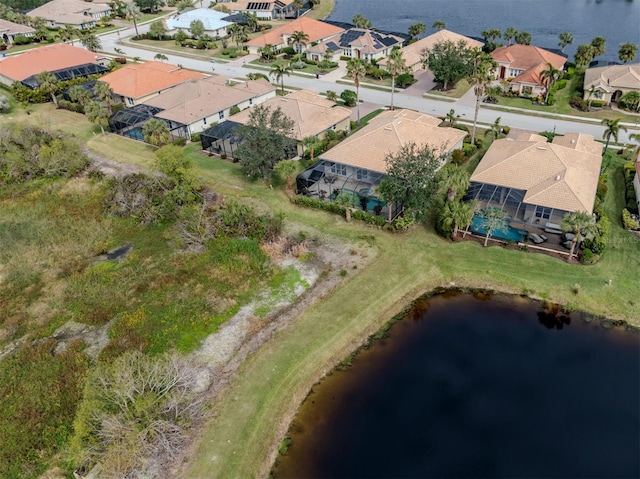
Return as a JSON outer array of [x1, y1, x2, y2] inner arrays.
[[396, 73, 415, 87], [462, 143, 477, 156], [622, 208, 639, 230], [451, 149, 465, 165], [453, 124, 469, 133], [292, 60, 306, 69], [570, 94, 588, 111], [581, 249, 595, 264], [171, 137, 187, 146], [340, 89, 357, 107], [281, 46, 295, 56], [589, 100, 605, 108], [13, 34, 32, 45], [392, 213, 415, 232], [596, 179, 608, 201], [502, 126, 510, 135], [189, 132, 201, 142], [229, 105, 240, 116], [303, 58, 318, 66], [554, 79, 567, 90]]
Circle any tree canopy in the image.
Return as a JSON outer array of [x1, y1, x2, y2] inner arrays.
[[422, 40, 473, 90], [352, 13, 372, 29], [234, 105, 296, 180]]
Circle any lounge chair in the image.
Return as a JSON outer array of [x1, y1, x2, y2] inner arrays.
[[529, 233, 544, 244]]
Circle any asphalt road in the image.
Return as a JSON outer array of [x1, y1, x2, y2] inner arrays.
[[97, 23, 639, 144]]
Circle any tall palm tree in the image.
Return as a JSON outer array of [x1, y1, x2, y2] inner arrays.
[[346, 58, 367, 125], [68, 85, 92, 107], [80, 32, 101, 52], [561, 211, 598, 260], [289, 30, 309, 54], [270, 62, 292, 94], [503, 27, 517, 45], [57, 24, 78, 45], [302, 135, 320, 163], [437, 164, 470, 202], [558, 32, 573, 53], [94, 81, 114, 114], [601, 117, 628, 153], [125, 2, 141, 38], [470, 51, 497, 144], [540, 62, 562, 104], [479, 207, 509, 246], [484, 116, 503, 140], [274, 159, 299, 195], [386, 49, 406, 111], [234, 25, 249, 47], [142, 118, 170, 146], [258, 43, 275, 62], [432, 20, 445, 31], [586, 85, 597, 110], [618, 42, 638, 63], [444, 108, 459, 127], [36, 71, 59, 106], [441, 200, 476, 237], [85, 100, 109, 135]]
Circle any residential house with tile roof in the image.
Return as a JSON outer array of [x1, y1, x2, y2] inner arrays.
[[216, 0, 295, 20], [0, 43, 108, 87], [582, 63, 640, 106], [165, 8, 234, 39], [98, 61, 206, 107], [230, 88, 352, 155], [305, 28, 404, 62], [466, 132, 602, 229], [634, 159, 640, 214], [245, 17, 344, 54], [378, 29, 483, 73], [0, 19, 35, 45], [295, 109, 466, 218], [491, 44, 566, 97], [28, 0, 111, 29]]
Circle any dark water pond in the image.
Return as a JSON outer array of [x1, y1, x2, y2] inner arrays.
[[273, 291, 640, 478], [328, 0, 640, 63]]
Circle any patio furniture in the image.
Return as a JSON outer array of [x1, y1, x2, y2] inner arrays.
[[539, 234, 548, 242], [529, 233, 544, 244]]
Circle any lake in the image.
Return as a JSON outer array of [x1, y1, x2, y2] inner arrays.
[[328, 0, 640, 63], [272, 291, 640, 478]]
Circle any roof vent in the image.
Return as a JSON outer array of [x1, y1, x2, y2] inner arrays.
[[384, 126, 393, 131], [536, 146, 546, 150], [570, 139, 576, 144], [555, 175, 561, 181]]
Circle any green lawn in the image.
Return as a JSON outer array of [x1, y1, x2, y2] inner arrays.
[[428, 79, 471, 99]]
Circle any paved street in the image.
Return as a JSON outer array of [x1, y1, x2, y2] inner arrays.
[[95, 23, 639, 143]]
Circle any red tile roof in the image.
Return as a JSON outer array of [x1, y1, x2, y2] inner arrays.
[[98, 61, 205, 99], [492, 44, 566, 86], [0, 43, 100, 82], [246, 17, 344, 48]]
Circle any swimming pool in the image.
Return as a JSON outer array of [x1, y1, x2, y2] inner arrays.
[[470, 214, 528, 242]]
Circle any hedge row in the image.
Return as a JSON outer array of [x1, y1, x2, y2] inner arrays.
[[293, 195, 387, 227]]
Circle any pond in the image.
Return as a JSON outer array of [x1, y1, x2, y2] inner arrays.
[[272, 291, 640, 478]]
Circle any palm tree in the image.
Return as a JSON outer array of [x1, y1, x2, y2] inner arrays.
[[94, 81, 113, 110], [575, 44, 596, 69], [540, 62, 562, 104], [143, 118, 170, 146], [441, 200, 476, 237], [618, 42, 638, 63], [590, 36, 606, 58], [334, 192, 358, 222], [437, 164, 470, 202], [326, 90, 338, 102], [601, 118, 628, 153], [479, 207, 509, 246], [36, 71, 59, 106], [346, 58, 367, 125], [561, 211, 598, 260], [443, 108, 459, 127], [68, 85, 92, 107], [269, 62, 292, 94], [302, 135, 320, 163], [154, 53, 168, 62], [470, 51, 497, 144], [234, 25, 249, 47], [80, 32, 101, 52], [485, 116, 503, 140], [503, 27, 517, 45], [126, 3, 141, 38], [586, 85, 597, 110], [289, 30, 309, 54], [258, 43, 275, 62], [558, 32, 573, 53], [386, 49, 406, 111], [432, 20, 445, 31], [274, 159, 298, 195], [85, 101, 109, 135], [246, 13, 259, 33], [57, 24, 77, 44]]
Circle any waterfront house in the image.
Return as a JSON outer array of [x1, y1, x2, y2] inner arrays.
[[0, 19, 35, 45], [0, 43, 108, 87], [491, 44, 566, 97], [582, 63, 640, 106], [305, 28, 404, 62], [27, 0, 111, 29], [165, 8, 234, 39], [245, 17, 344, 55], [215, 0, 295, 20], [378, 29, 483, 73], [98, 61, 205, 107], [466, 132, 602, 230]]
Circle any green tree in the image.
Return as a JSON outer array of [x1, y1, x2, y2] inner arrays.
[[561, 211, 598, 260], [258, 43, 275, 62], [68, 85, 92, 107], [503, 27, 517, 45], [422, 39, 473, 90], [590, 36, 606, 57], [618, 42, 638, 63], [575, 43, 596, 68], [346, 58, 366, 124], [352, 13, 372, 29], [540, 62, 562, 104], [601, 117, 627, 153], [80, 32, 101, 52], [94, 81, 114, 114], [484, 116, 504, 141], [233, 25, 249, 47], [302, 135, 320, 163], [126, 2, 141, 37], [143, 118, 171, 146], [436, 163, 470, 202], [514, 31, 532, 45], [558, 31, 573, 52], [174, 29, 187, 45], [36, 71, 59, 105], [57, 24, 78, 44], [386, 49, 407, 110], [234, 105, 296, 180], [480, 28, 501, 43], [378, 142, 446, 222], [190, 19, 204, 39], [432, 20, 445, 31], [85, 100, 109, 135], [479, 207, 509, 246], [154, 53, 169, 62], [148, 19, 166, 39], [154, 144, 201, 202], [326, 90, 338, 102], [619, 91, 640, 112], [289, 30, 309, 53], [334, 191, 358, 222], [408, 22, 426, 40], [274, 159, 299, 194], [134, 0, 163, 13], [269, 62, 293, 94], [469, 50, 497, 143], [246, 12, 259, 32], [439, 199, 476, 237], [443, 108, 459, 127]]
